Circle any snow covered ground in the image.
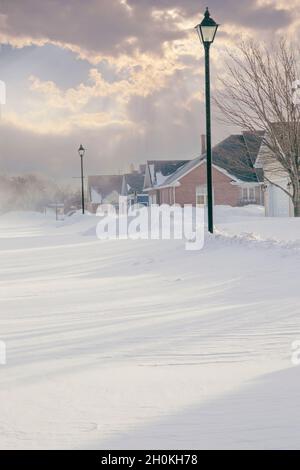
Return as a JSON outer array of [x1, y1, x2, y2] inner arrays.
[[0, 206, 300, 449]]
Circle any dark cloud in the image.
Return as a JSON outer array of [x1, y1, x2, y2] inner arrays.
[[128, 0, 291, 30], [0, 0, 183, 56], [0, 0, 292, 59]]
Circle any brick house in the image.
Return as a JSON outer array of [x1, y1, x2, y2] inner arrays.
[[144, 133, 264, 207], [143, 160, 190, 204]]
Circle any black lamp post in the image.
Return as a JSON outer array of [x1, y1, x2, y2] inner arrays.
[[195, 8, 219, 234], [78, 144, 86, 214]]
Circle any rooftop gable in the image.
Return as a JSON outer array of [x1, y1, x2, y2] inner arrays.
[[122, 173, 145, 195], [88, 175, 123, 203], [151, 132, 264, 189], [144, 160, 190, 189], [212, 134, 260, 182]]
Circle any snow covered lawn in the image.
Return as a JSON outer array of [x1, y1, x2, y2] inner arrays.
[[0, 206, 299, 449]]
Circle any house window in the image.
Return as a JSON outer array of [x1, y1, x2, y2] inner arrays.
[[249, 187, 255, 200], [196, 185, 208, 206], [242, 187, 256, 202]]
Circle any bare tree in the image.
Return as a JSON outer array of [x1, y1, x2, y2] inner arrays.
[[215, 39, 300, 216]]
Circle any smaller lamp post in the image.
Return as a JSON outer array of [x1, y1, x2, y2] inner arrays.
[[78, 144, 86, 215]]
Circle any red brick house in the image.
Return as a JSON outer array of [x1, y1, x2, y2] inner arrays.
[[144, 133, 264, 207]]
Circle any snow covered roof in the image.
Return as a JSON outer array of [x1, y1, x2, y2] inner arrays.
[[88, 175, 123, 204], [145, 160, 190, 189], [123, 173, 145, 195], [150, 132, 264, 189], [210, 133, 263, 183], [155, 172, 169, 185], [90, 188, 102, 204]]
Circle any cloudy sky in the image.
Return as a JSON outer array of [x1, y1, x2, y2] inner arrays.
[[0, 0, 298, 178]]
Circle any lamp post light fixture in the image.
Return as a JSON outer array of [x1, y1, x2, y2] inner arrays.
[[78, 144, 86, 215], [195, 8, 219, 234]]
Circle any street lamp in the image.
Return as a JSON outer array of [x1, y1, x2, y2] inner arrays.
[[195, 8, 219, 234], [78, 144, 86, 215]]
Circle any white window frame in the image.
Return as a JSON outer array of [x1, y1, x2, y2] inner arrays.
[[150, 193, 157, 204], [242, 186, 256, 202], [196, 185, 208, 206]]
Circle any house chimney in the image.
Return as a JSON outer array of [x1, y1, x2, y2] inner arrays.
[[201, 134, 206, 155]]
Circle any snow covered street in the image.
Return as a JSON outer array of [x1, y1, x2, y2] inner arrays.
[[0, 207, 299, 449]]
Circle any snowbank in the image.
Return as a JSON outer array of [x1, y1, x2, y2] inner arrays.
[[0, 206, 299, 449]]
